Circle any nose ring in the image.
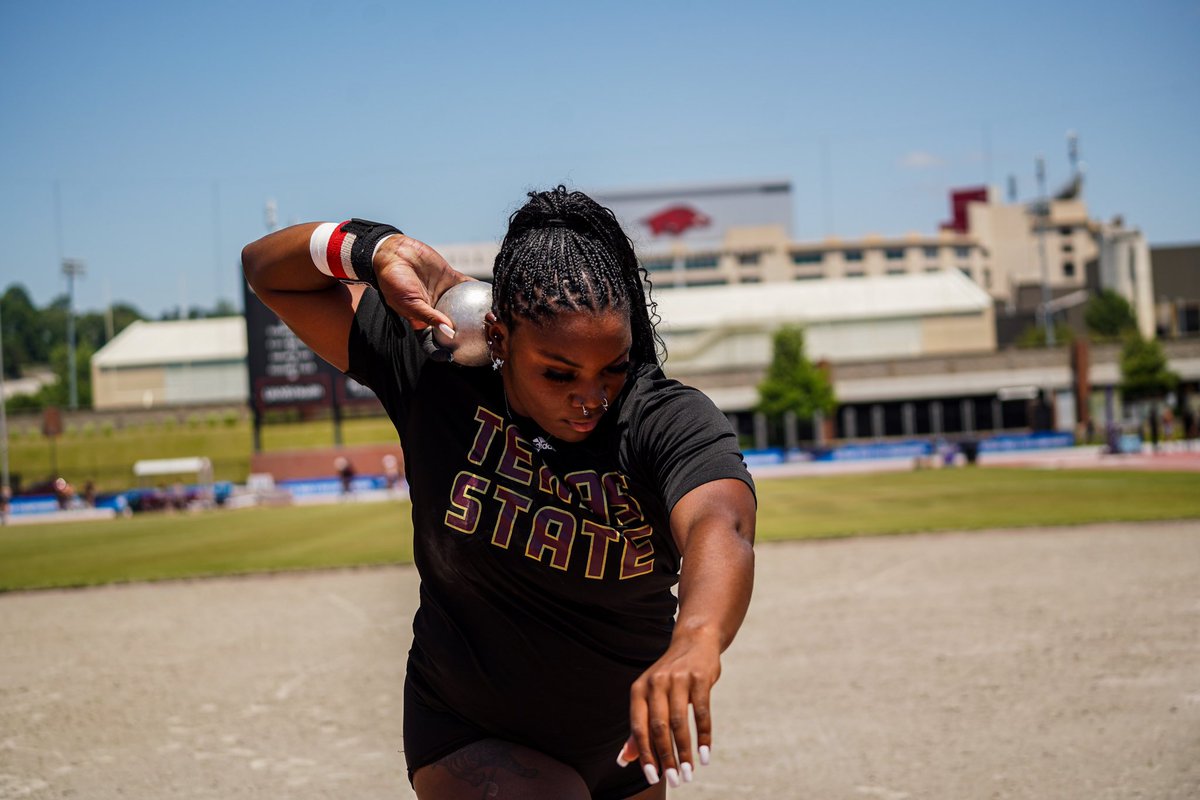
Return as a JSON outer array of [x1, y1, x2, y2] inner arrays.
[[578, 391, 609, 418]]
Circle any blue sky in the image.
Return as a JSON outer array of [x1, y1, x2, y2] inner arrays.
[[1, 0, 1197, 317]]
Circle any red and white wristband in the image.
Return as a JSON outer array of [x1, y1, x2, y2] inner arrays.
[[309, 219, 402, 287]]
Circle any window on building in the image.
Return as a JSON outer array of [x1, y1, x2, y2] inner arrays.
[[925, 266, 941, 273], [791, 251, 822, 264], [845, 270, 865, 278], [737, 252, 761, 266], [884, 248, 905, 260], [1059, 226, 1072, 237], [1063, 261, 1076, 277], [642, 258, 674, 272], [954, 246, 970, 259], [844, 249, 864, 262], [740, 274, 762, 283], [924, 246, 939, 259], [794, 270, 824, 281], [983, 268, 992, 288], [1061, 242, 1074, 253], [683, 255, 719, 270], [686, 276, 727, 287], [886, 267, 907, 276]]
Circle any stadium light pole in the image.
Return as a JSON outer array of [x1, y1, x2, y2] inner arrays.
[[1035, 156, 1055, 347], [62, 258, 86, 409], [0, 299, 10, 521]]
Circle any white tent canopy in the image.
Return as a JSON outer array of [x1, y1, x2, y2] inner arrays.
[[133, 457, 212, 479]]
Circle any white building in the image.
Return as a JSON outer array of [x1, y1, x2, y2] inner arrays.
[[91, 318, 247, 410]]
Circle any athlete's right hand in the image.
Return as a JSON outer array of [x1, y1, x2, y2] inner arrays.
[[371, 234, 472, 334]]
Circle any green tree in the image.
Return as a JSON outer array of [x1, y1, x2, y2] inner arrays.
[[1119, 333, 1178, 404], [1016, 322, 1074, 348], [757, 326, 836, 421], [42, 341, 95, 408], [1085, 289, 1137, 340], [1, 285, 43, 377]]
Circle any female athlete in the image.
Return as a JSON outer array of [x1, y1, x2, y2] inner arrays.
[[242, 186, 756, 799]]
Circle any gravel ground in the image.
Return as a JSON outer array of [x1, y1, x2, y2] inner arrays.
[[1, 520, 1198, 799]]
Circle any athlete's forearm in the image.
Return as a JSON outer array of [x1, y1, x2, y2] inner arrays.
[[674, 518, 755, 652]]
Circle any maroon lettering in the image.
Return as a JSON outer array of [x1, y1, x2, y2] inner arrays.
[[491, 484, 532, 549], [619, 525, 655, 580], [579, 520, 621, 580], [497, 424, 535, 485], [566, 471, 606, 517], [467, 407, 505, 465], [603, 472, 645, 526], [537, 465, 572, 503], [444, 471, 491, 534], [525, 507, 577, 571]]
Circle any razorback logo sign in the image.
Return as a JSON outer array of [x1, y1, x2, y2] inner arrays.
[[640, 205, 712, 237]]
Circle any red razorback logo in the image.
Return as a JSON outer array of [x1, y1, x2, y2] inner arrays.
[[640, 205, 712, 237]]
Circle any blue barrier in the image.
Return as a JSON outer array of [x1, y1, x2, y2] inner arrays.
[[278, 475, 390, 496], [8, 492, 129, 516], [978, 431, 1075, 452], [749, 431, 1079, 466], [816, 440, 934, 462], [741, 449, 786, 467]]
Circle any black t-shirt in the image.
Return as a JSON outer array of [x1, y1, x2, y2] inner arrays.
[[346, 288, 754, 757]]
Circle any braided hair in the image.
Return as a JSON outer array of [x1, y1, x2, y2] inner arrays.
[[492, 186, 663, 366]]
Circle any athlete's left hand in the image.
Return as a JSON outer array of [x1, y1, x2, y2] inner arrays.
[[619, 477, 756, 788], [622, 627, 722, 787]]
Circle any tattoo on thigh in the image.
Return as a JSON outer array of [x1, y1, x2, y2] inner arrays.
[[434, 741, 539, 798]]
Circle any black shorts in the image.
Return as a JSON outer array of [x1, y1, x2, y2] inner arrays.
[[403, 676, 650, 800]]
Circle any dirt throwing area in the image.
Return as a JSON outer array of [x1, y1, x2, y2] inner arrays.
[[2, 521, 1198, 799]]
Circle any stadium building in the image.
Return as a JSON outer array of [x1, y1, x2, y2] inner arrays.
[[87, 175, 1196, 450], [91, 317, 247, 410], [435, 177, 1193, 446]]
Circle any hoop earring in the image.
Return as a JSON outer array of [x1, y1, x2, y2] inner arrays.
[[488, 339, 504, 371]]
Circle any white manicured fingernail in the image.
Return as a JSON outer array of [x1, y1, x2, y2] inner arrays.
[[616, 751, 631, 768], [642, 763, 660, 785], [699, 745, 711, 765], [681, 762, 694, 782], [438, 323, 456, 339], [665, 767, 681, 787]]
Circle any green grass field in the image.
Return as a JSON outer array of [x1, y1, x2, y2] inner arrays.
[[2, 468, 1198, 592], [6, 417, 400, 491]]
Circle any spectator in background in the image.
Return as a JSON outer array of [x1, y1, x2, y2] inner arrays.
[[335, 456, 355, 496], [382, 454, 401, 494], [83, 480, 97, 508], [53, 478, 74, 510]]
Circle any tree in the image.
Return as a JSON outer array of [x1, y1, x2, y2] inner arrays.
[[1119, 333, 1178, 404], [1085, 290, 1137, 340], [1016, 321, 1074, 349], [756, 326, 836, 422], [1, 285, 43, 377]]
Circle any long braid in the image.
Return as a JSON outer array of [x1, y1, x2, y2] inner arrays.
[[492, 186, 664, 365]]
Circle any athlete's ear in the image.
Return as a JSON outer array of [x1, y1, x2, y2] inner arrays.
[[486, 316, 511, 362]]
